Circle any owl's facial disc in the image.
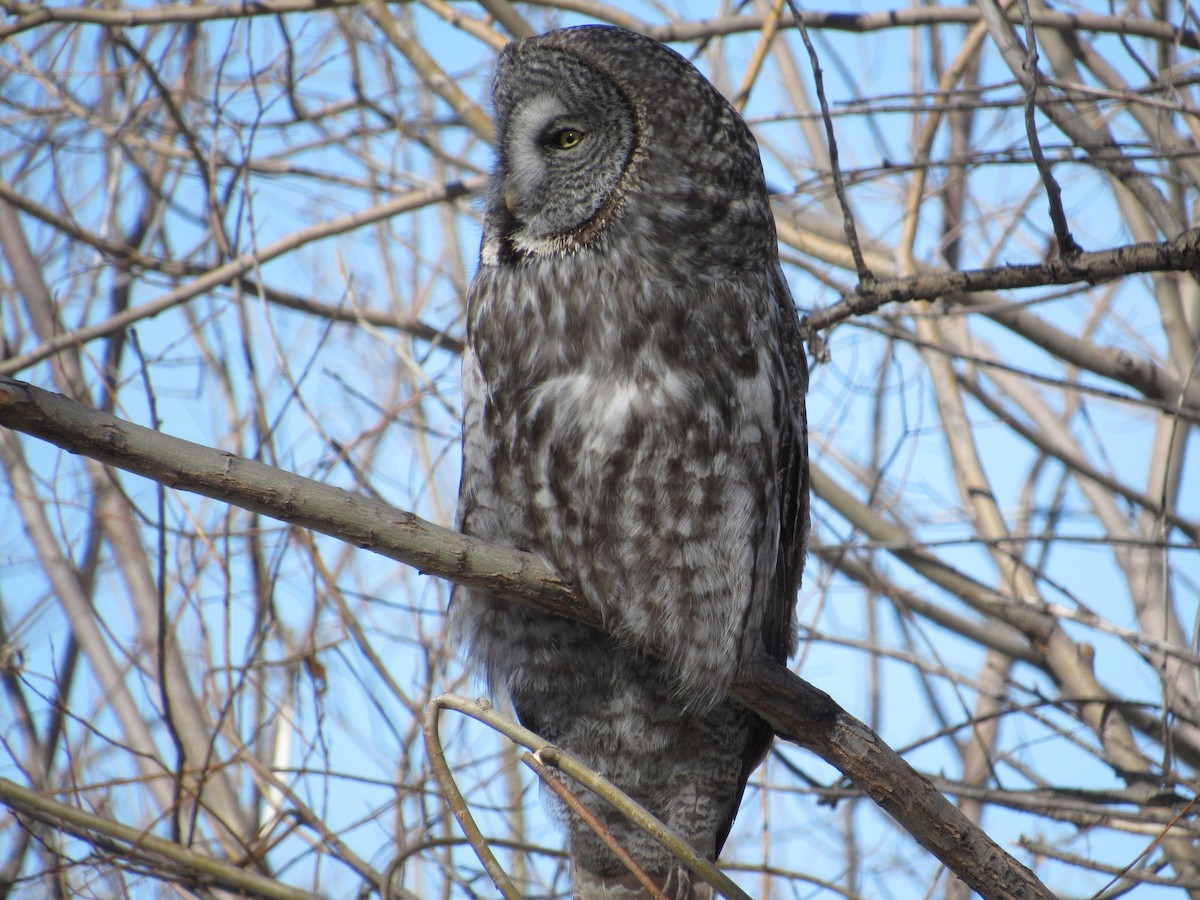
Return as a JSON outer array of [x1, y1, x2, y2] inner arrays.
[[501, 93, 575, 219], [493, 55, 636, 251]]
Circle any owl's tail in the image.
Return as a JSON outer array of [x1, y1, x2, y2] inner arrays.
[[573, 865, 716, 899]]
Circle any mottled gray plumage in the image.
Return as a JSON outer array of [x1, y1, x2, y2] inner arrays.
[[453, 25, 809, 899]]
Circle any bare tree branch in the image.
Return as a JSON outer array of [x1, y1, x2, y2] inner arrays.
[[0, 375, 1055, 900]]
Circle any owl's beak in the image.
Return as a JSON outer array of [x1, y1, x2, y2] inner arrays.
[[504, 189, 517, 214]]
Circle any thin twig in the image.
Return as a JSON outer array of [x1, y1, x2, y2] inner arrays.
[[422, 698, 522, 899], [476, 0, 535, 40], [1088, 791, 1200, 897], [732, 0, 789, 112], [522, 751, 668, 900], [646, 8, 1200, 52], [1013, 0, 1081, 257], [432, 695, 750, 900], [784, 0, 872, 281], [361, 0, 496, 143], [0, 776, 322, 900]]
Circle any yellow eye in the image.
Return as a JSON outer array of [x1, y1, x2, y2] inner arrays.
[[552, 128, 583, 149]]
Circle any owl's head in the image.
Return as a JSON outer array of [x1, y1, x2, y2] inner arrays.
[[482, 25, 774, 270]]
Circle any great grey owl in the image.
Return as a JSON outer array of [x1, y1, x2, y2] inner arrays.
[[453, 24, 809, 899]]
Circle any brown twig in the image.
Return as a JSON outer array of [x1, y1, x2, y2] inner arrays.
[[522, 751, 668, 900], [785, 0, 872, 282], [646, 8, 1200, 51], [422, 699, 521, 899], [361, 0, 496, 144], [0, 776, 322, 900], [732, 0, 789, 112], [798, 226, 1200, 336], [1010, 0, 1081, 256]]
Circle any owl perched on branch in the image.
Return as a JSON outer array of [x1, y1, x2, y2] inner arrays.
[[454, 24, 809, 899]]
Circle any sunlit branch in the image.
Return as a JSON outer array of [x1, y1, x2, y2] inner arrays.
[[0, 376, 1054, 900]]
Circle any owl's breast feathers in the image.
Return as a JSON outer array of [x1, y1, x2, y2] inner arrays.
[[463, 254, 798, 707]]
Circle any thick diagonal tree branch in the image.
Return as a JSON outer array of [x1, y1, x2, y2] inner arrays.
[[0, 375, 1053, 899]]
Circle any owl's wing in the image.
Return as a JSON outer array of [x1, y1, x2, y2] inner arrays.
[[449, 341, 491, 630], [766, 264, 810, 663], [717, 267, 811, 856]]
